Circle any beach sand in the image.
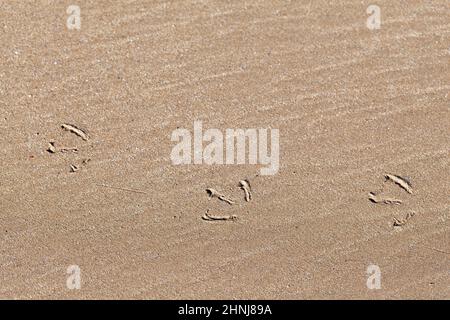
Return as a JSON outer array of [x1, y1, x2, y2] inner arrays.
[[0, 0, 449, 299]]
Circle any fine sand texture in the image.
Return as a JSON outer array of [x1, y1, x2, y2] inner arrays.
[[0, 0, 449, 299]]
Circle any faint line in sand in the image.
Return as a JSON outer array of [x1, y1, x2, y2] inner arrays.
[[150, 70, 245, 92], [96, 183, 148, 194], [414, 244, 450, 256]]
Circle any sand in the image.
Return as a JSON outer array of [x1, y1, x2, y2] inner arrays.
[[0, 0, 449, 299]]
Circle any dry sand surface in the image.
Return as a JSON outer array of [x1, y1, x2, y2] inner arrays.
[[0, 0, 449, 299]]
